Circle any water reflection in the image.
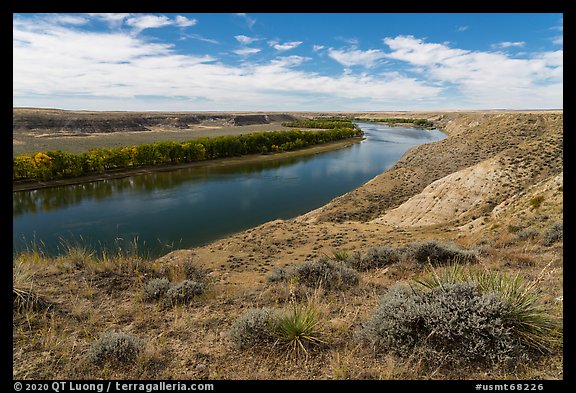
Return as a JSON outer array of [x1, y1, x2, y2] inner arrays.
[[13, 123, 445, 256]]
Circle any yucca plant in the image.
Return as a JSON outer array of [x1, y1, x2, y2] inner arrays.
[[414, 263, 562, 354], [273, 303, 326, 357]]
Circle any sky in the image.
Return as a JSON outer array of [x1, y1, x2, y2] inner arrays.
[[13, 13, 563, 111]]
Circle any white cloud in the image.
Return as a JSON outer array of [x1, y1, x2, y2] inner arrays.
[[47, 14, 89, 26], [492, 41, 526, 49], [12, 18, 562, 111], [88, 13, 131, 24], [236, 13, 256, 29], [13, 20, 441, 110], [88, 14, 196, 33], [551, 17, 563, 45], [456, 25, 469, 32], [270, 41, 303, 51], [174, 15, 197, 28], [552, 36, 563, 45], [232, 47, 261, 56], [328, 47, 386, 68], [335, 36, 359, 46], [126, 15, 172, 33], [313, 45, 325, 51], [181, 33, 219, 44], [383, 35, 562, 108], [235, 35, 259, 45]]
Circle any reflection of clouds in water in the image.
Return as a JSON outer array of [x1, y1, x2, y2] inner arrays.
[[324, 158, 382, 177], [361, 123, 445, 144]]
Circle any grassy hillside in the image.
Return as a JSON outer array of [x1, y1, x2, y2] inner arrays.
[[13, 111, 563, 380]]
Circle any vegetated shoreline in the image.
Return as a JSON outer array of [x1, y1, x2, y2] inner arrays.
[[12, 136, 364, 192], [13, 111, 563, 380]]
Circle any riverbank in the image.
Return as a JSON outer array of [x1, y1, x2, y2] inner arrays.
[[13, 136, 364, 191], [13, 111, 563, 380]]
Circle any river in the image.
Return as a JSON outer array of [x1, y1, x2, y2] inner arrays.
[[13, 123, 446, 257]]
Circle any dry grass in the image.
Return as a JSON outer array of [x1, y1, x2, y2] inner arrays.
[[13, 111, 563, 380], [13, 232, 563, 379]]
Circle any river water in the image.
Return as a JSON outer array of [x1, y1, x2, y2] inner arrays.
[[13, 123, 445, 257]]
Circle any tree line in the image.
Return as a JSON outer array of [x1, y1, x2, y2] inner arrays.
[[13, 122, 362, 182], [354, 117, 435, 128]]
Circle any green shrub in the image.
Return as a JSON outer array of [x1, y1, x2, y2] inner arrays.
[[514, 228, 540, 241], [529, 195, 545, 209], [143, 277, 205, 304], [348, 246, 400, 271], [142, 278, 170, 301], [165, 280, 205, 304], [229, 304, 325, 356], [267, 265, 297, 283], [358, 265, 562, 369], [330, 249, 350, 261], [542, 222, 563, 246], [357, 283, 526, 367], [229, 308, 277, 350], [293, 259, 359, 290], [87, 330, 145, 366], [415, 264, 562, 354], [403, 241, 478, 265], [183, 260, 208, 282], [274, 304, 326, 356]]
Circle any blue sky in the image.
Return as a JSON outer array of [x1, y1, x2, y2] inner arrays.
[[13, 13, 563, 111]]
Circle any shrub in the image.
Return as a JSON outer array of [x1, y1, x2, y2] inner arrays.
[[87, 330, 145, 366], [267, 265, 296, 283], [349, 246, 400, 271], [357, 283, 526, 367], [514, 228, 539, 241], [529, 195, 545, 209], [229, 308, 277, 350], [183, 260, 208, 283], [142, 278, 170, 301], [358, 264, 562, 368], [542, 222, 563, 246], [330, 249, 350, 261], [403, 241, 478, 265], [143, 277, 205, 305], [415, 264, 562, 354], [293, 259, 359, 290], [165, 280, 205, 304], [274, 304, 325, 356]]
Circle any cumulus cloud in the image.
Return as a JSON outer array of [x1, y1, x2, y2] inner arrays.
[[328, 47, 386, 68], [235, 35, 259, 45], [12, 17, 562, 111], [174, 15, 197, 27], [89, 13, 196, 32], [382, 35, 562, 108], [269, 40, 303, 51], [12, 19, 441, 110]]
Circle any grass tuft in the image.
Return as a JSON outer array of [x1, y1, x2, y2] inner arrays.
[[273, 303, 326, 358]]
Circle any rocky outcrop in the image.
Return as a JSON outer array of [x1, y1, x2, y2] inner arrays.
[[302, 112, 563, 224], [12, 108, 299, 133]]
